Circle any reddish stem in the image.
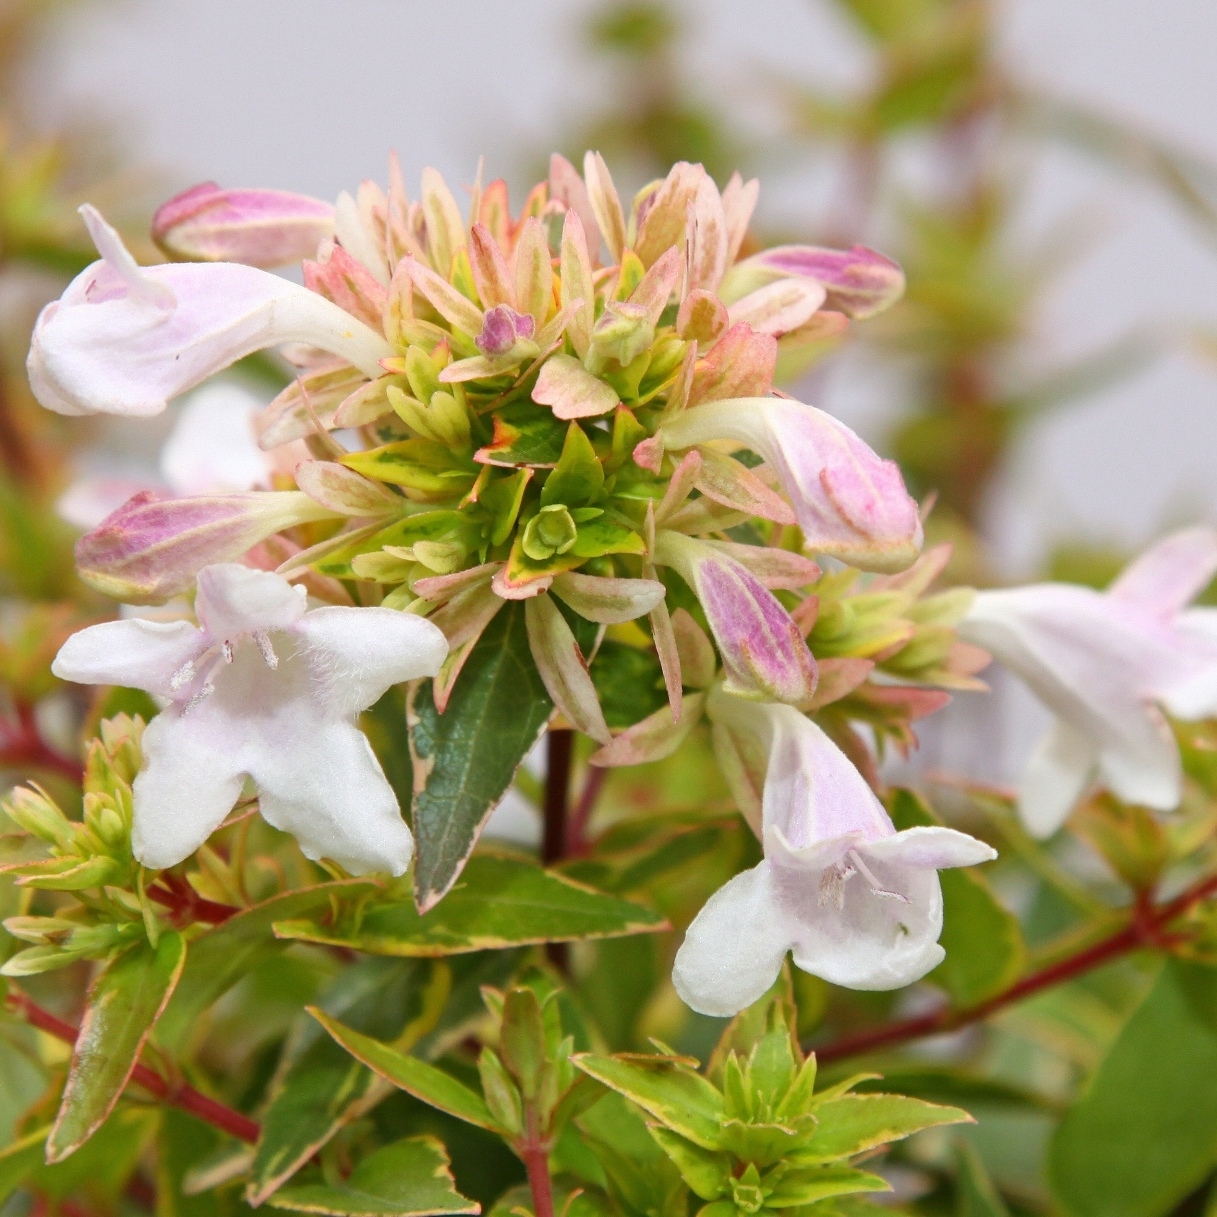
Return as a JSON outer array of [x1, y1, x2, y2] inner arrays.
[[147, 873, 240, 926], [0, 704, 85, 784], [568, 766, 607, 857], [521, 1110, 555, 1217], [814, 871, 1217, 1065], [9, 992, 260, 1143]]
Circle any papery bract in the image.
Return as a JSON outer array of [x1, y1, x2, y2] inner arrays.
[[655, 531, 817, 704], [51, 564, 448, 874], [959, 527, 1217, 837], [152, 182, 334, 268], [29, 206, 392, 417], [660, 397, 922, 572], [673, 690, 996, 1014]]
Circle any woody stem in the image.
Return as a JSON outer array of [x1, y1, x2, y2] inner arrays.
[[813, 871, 1217, 1064], [7, 991, 260, 1143]]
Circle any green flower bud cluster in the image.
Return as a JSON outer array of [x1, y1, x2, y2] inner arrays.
[[1, 715, 155, 976]]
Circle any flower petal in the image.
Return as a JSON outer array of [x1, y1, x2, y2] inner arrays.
[[961, 585, 1188, 813], [726, 278, 826, 337], [295, 605, 449, 720], [1017, 719, 1096, 837], [1108, 526, 1217, 619], [75, 491, 336, 602], [131, 712, 246, 869], [672, 862, 794, 1017], [863, 826, 996, 870], [51, 618, 200, 697], [732, 244, 905, 319], [253, 718, 414, 875], [658, 533, 816, 704], [780, 858, 945, 991], [194, 564, 308, 641]]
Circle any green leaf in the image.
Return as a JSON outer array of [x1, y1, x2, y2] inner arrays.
[[409, 604, 564, 911], [577, 1093, 688, 1217], [647, 1126, 730, 1200], [954, 1141, 1011, 1217], [572, 1053, 725, 1150], [47, 930, 186, 1162], [889, 789, 1023, 1006], [310, 1009, 499, 1132], [158, 878, 381, 1049], [1050, 960, 1217, 1217], [477, 399, 569, 466], [362, 685, 414, 812], [275, 853, 666, 955], [250, 951, 520, 1205], [266, 1135, 479, 1216], [797, 1094, 971, 1164], [764, 1164, 891, 1207], [250, 958, 433, 1204], [0, 1126, 49, 1204]]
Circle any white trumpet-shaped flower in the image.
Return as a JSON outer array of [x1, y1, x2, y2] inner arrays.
[[959, 527, 1217, 838], [673, 690, 995, 1015], [51, 564, 448, 874], [28, 205, 392, 418]]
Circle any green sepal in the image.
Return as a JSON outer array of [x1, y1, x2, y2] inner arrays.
[[476, 399, 568, 467], [542, 423, 605, 507]]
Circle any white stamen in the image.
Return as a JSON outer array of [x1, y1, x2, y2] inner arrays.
[[848, 850, 910, 904], [183, 678, 215, 714], [222, 639, 234, 664], [79, 204, 176, 310], [169, 659, 196, 691], [256, 631, 279, 670]]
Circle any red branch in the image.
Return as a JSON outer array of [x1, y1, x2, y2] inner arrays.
[[0, 704, 84, 784], [814, 871, 1217, 1065], [8, 992, 260, 1143], [146, 873, 239, 926]]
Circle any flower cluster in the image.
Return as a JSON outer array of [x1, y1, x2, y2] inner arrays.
[[39, 152, 1217, 1022]]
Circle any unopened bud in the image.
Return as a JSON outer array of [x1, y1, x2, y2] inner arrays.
[[153, 183, 334, 268], [522, 505, 578, 561]]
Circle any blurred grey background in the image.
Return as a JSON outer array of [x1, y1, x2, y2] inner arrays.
[[24, 0, 1217, 579]]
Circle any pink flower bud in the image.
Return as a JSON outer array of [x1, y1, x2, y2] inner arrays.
[[153, 183, 334, 268], [76, 490, 337, 602], [729, 245, 905, 320], [656, 532, 817, 705]]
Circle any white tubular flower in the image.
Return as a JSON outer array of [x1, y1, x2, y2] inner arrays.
[[51, 564, 448, 875], [672, 690, 995, 1016], [959, 527, 1217, 838], [28, 205, 392, 418]]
